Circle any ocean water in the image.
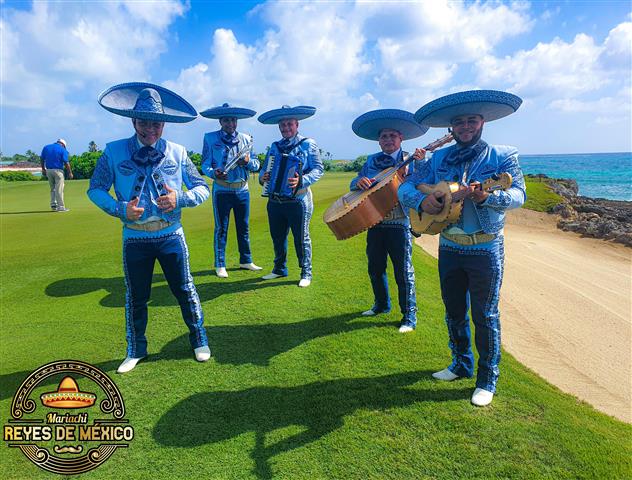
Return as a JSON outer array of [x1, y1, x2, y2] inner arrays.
[[520, 152, 631, 201]]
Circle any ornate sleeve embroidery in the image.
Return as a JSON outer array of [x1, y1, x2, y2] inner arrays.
[[87, 152, 126, 218], [482, 153, 526, 211], [180, 155, 210, 208], [398, 158, 433, 210], [301, 141, 324, 188]]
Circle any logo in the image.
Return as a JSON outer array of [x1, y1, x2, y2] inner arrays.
[[3, 360, 134, 475]]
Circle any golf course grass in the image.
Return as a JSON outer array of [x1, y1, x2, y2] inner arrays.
[[1, 173, 630, 479]]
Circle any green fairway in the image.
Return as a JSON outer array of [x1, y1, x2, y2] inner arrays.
[[1, 174, 630, 479]]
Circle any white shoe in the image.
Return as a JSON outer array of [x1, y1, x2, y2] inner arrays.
[[471, 388, 494, 407], [216, 267, 228, 278], [117, 356, 145, 373], [361, 309, 376, 316], [298, 278, 311, 288], [240, 263, 263, 271], [56, 207, 70, 212], [194, 346, 211, 362], [262, 272, 282, 280], [398, 325, 414, 333], [432, 368, 460, 381]]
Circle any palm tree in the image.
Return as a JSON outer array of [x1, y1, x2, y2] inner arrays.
[[88, 141, 98, 152]]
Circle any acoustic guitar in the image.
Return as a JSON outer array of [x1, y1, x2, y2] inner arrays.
[[324, 133, 454, 240], [408, 172, 513, 235]]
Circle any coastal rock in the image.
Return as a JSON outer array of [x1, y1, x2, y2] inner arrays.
[[538, 175, 632, 248]]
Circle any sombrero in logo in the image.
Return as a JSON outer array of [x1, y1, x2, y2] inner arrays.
[[258, 105, 316, 124], [40, 376, 96, 409], [98, 82, 198, 123], [414, 90, 523, 128], [352, 109, 428, 141], [200, 103, 256, 119]]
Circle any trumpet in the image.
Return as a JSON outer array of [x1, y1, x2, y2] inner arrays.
[[221, 138, 254, 173]]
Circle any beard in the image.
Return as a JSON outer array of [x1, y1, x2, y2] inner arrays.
[[454, 125, 484, 148]]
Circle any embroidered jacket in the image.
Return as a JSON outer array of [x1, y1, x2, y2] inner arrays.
[[87, 136, 210, 227], [258, 134, 323, 200], [350, 149, 419, 227], [201, 130, 259, 192], [398, 144, 526, 234]]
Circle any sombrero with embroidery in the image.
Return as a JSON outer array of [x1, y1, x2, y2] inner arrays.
[[352, 109, 428, 141], [200, 103, 256, 120], [414, 90, 522, 128], [98, 82, 198, 123], [258, 105, 316, 124], [40, 376, 96, 409]]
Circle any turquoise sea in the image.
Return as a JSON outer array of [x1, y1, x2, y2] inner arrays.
[[520, 152, 631, 201]]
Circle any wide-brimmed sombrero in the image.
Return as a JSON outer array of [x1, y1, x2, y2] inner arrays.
[[200, 103, 256, 120], [98, 82, 198, 123], [352, 109, 428, 141], [40, 376, 96, 409], [258, 105, 316, 124], [414, 90, 522, 128]]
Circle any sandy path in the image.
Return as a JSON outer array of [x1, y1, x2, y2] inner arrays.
[[415, 209, 632, 423]]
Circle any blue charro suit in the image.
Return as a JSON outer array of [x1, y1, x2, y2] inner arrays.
[[398, 142, 525, 392], [258, 134, 323, 280], [350, 149, 418, 328], [87, 135, 210, 358], [201, 130, 260, 268]]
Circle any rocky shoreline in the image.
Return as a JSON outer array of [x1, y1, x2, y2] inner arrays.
[[527, 174, 632, 247]]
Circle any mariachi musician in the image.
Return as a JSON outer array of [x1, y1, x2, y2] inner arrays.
[[258, 105, 324, 288], [398, 90, 525, 406], [201, 103, 262, 278], [350, 109, 428, 333]]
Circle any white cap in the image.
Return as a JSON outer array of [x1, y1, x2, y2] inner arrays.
[[57, 138, 67, 147]]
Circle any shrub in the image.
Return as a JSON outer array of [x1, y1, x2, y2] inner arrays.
[[0, 171, 40, 182], [70, 151, 101, 180]]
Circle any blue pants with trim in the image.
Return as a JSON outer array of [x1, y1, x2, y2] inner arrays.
[[266, 193, 313, 279], [212, 189, 252, 267], [438, 238, 504, 392], [122, 230, 208, 358], [366, 224, 417, 327]]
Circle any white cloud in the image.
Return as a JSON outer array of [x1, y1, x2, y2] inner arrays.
[[1, 0, 187, 106], [600, 21, 632, 71], [476, 34, 606, 96], [167, 1, 372, 115]]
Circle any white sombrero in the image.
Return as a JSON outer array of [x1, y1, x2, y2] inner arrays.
[[352, 109, 428, 141], [258, 105, 316, 124], [98, 82, 198, 123], [200, 103, 256, 119], [414, 90, 522, 128]]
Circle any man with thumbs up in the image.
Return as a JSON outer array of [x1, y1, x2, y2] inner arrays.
[[88, 82, 211, 373]]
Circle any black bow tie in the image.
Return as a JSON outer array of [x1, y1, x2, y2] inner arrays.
[[132, 146, 164, 166], [374, 153, 396, 169]]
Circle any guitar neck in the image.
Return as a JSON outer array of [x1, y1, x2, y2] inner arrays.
[[395, 132, 454, 170]]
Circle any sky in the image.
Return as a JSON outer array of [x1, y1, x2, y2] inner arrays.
[[1, 0, 630, 158]]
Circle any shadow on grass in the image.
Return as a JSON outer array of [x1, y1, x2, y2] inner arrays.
[[44, 271, 295, 307], [153, 370, 470, 479], [155, 312, 387, 366], [0, 313, 387, 401]]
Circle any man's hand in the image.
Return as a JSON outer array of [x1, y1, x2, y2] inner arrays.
[[468, 182, 489, 204], [421, 191, 445, 214], [356, 177, 375, 190], [214, 168, 228, 180], [67, 172, 74, 180], [287, 172, 300, 188], [158, 185, 177, 212], [413, 148, 426, 160], [41, 167, 47, 176], [237, 153, 250, 166], [126, 197, 144, 221]]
